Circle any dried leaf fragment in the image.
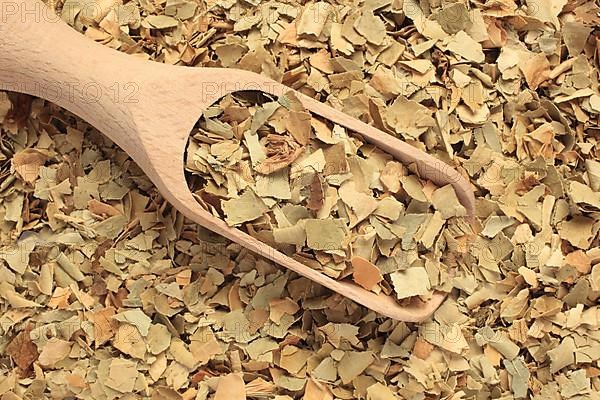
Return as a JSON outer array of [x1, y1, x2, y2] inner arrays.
[[113, 323, 146, 359], [296, 2, 332, 38], [366, 382, 400, 400], [389, 267, 430, 299], [0, 282, 42, 308], [255, 134, 305, 175], [503, 357, 530, 398], [12, 149, 47, 184], [6, 330, 38, 370], [351, 256, 383, 290], [547, 337, 576, 373], [305, 219, 347, 251], [215, 373, 246, 400], [113, 308, 152, 336], [432, 184, 467, 218], [380, 161, 404, 193], [105, 358, 138, 393], [38, 338, 71, 367], [446, 31, 484, 63], [519, 53, 550, 90], [422, 321, 469, 354], [385, 97, 436, 139], [435, 3, 471, 34], [90, 307, 118, 347], [144, 14, 178, 29], [222, 190, 269, 226], [338, 351, 374, 384], [286, 111, 311, 146], [355, 11, 386, 45]]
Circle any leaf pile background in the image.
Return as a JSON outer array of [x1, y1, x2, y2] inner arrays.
[[0, 0, 599, 399]]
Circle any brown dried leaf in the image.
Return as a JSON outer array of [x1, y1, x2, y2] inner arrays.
[[519, 53, 550, 89], [351, 256, 383, 290], [6, 330, 38, 370], [12, 149, 47, 184], [215, 372, 246, 400], [38, 338, 72, 368]]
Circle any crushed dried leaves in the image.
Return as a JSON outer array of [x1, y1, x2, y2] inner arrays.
[[1, 0, 600, 398], [185, 90, 473, 302]]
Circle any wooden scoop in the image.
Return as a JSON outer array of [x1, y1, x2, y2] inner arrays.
[[0, 0, 475, 321]]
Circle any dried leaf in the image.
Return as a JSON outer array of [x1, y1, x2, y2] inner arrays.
[[12, 149, 47, 184], [6, 330, 38, 370], [105, 358, 139, 393], [296, 2, 331, 38], [144, 15, 178, 29], [446, 31, 484, 63], [338, 351, 374, 384], [38, 338, 71, 367], [352, 256, 383, 290], [385, 97, 436, 138], [390, 267, 430, 299], [222, 190, 269, 226], [547, 337, 576, 373], [519, 53, 550, 90], [305, 219, 347, 251], [215, 373, 246, 400], [113, 308, 152, 336], [355, 12, 386, 45]]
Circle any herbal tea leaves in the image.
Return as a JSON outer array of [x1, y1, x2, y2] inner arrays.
[[1, 0, 599, 397], [185, 91, 472, 300]]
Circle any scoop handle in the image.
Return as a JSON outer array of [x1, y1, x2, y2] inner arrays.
[[0, 0, 143, 155]]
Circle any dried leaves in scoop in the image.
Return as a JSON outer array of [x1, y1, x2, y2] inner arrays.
[[185, 91, 473, 303]]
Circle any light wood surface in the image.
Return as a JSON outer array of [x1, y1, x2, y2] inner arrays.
[[0, 0, 476, 321]]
